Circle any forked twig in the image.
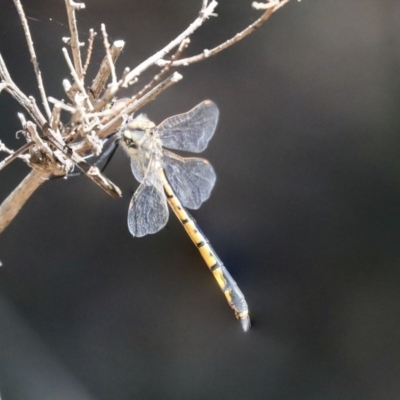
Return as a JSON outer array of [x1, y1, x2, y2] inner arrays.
[[62, 47, 92, 109], [160, 1, 287, 67], [136, 38, 190, 101], [0, 142, 33, 172], [87, 0, 218, 114], [0, 51, 121, 199], [0, 140, 14, 155], [90, 40, 125, 102], [0, 0, 294, 235], [122, 0, 218, 86]]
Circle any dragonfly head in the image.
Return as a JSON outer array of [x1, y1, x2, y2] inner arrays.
[[125, 114, 155, 133], [121, 114, 156, 150]]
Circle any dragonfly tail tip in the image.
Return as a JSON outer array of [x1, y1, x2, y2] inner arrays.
[[240, 315, 251, 332]]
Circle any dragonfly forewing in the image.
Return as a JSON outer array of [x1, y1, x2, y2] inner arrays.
[[159, 100, 219, 153]]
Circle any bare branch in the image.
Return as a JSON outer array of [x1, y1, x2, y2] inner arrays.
[[0, 0, 296, 234], [0, 142, 33, 172], [16, 113, 71, 175], [43, 132, 122, 198], [62, 78, 72, 95], [0, 53, 46, 128], [252, 0, 292, 10], [50, 104, 61, 131], [252, 0, 280, 9], [1, 51, 120, 197], [13, 0, 52, 120], [64, 0, 85, 79], [86, 0, 215, 113], [122, 0, 218, 86], [90, 40, 125, 101], [101, 24, 117, 85], [48, 97, 76, 114], [137, 38, 190, 101], [159, 0, 292, 67], [62, 47, 86, 97], [25, 120, 57, 166], [82, 28, 97, 75], [0, 141, 14, 155], [0, 170, 49, 234], [270, 0, 292, 12], [62, 47, 93, 110]]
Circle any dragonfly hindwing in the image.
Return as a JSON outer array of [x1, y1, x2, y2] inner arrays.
[[127, 182, 169, 237], [163, 150, 216, 210]]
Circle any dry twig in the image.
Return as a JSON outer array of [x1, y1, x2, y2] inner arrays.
[[13, 0, 51, 120], [135, 39, 190, 102], [0, 52, 120, 198], [83, 28, 97, 76], [101, 24, 117, 86], [159, 0, 289, 67], [0, 142, 33, 171], [0, 170, 50, 233], [0, 0, 294, 234], [65, 0, 85, 79], [122, 0, 218, 87], [90, 40, 125, 103]]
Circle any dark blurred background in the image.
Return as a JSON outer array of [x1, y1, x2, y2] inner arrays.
[[1, 0, 400, 399]]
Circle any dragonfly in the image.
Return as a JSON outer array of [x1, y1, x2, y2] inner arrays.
[[118, 100, 250, 331]]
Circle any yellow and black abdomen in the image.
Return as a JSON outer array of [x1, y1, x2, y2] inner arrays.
[[161, 170, 250, 331]]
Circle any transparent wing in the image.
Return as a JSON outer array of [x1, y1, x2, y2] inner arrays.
[[159, 100, 219, 153], [127, 159, 169, 237], [130, 152, 148, 183], [163, 150, 216, 210]]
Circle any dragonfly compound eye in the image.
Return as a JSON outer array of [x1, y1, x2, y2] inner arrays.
[[123, 129, 144, 144]]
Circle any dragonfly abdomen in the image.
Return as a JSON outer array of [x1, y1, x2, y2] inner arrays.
[[161, 170, 250, 331]]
